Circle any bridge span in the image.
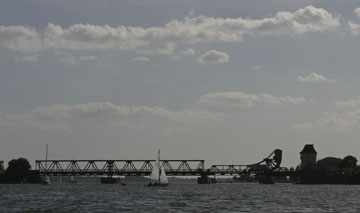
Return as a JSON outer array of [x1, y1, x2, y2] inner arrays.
[[35, 149, 284, 177], [36, 160, 205, 176]]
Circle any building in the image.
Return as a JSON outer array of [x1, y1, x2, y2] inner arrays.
[[300, 144, 317, 169]]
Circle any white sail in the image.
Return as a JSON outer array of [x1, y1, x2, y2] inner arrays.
[[70, 175, 76, 183], [156, 149, 160, 168], [149, 149, 160, 181], [160, 167, 168, 184], [149, 166, 159, 181]]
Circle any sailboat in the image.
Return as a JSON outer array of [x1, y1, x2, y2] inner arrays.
[[147, 150, 169, 187], [69, 157, 76, 183], [69, 175, 76, 183], [41, 143, 50, 185]]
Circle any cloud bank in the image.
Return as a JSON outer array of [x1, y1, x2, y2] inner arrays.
[[1, 102, 227, 127], [0, 6, 340, 55]]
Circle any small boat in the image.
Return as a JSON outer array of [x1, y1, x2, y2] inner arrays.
[[69, 175, 76, 183], [41, 143, 50, 185], [41, 176, 50, 185], [69, 157, 76, 183], [147, 149, 169, 187], [101, 177, 126, 185]]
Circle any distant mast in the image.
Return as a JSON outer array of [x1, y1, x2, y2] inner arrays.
[[158, 149, 160, 183], [45, 143, 48, 172], [42, 143, 50, 185]]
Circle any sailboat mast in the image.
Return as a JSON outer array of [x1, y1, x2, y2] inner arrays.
[[158, 149, 160, 183], [45, 143, 48, 172]]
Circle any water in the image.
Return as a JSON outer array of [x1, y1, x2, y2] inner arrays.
[[1, 181, 360, 212]]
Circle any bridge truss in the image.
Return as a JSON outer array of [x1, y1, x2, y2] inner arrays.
[[35, 149, 283, 177], [207, 149, 283, 175], [35, 160, 205, 176]]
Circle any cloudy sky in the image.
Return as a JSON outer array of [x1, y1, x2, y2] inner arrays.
[[1, 0, 360, 168]]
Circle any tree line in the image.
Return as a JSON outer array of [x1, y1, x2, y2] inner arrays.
[[301, 155, 360, 184], [0, 158, 37, 183]]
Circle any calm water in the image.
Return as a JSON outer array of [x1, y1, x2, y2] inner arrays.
[[1, 181, 360, 212]]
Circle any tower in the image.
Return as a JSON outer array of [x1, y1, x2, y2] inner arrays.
[[300, 144, 317, 169]]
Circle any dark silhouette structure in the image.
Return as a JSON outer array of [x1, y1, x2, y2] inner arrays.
[[0, 158, 41, 183], [34, 149, 283, 184], [300, 144, 317, 169]]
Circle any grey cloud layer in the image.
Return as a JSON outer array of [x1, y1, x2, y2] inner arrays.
[[295, 97, 360, 131], [295, 110, 360, 131], [0, 6, 339, 55], [335, 97, 360, 109], [14, 54, 38, 62], [198, 91, 305, 107], [2, 102, 227, 125]]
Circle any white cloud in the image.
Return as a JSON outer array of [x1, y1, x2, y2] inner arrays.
[[198, 50, 229, 64], [14, 54, 38, 62], [297, 72, 337, 83], [133, 56, 150, 62], [355, 8, 360, 17], [198, 91, 305, 107], [161, 127, 187, 136], [335, 97, 360, 109], [348, 22, 360, 35], [59, 55, 97, 64], [78, 56, 97, 62], [251, 65, 262, 71], [182, 48, 196, 55], [0, 26, 42, 53], [0, 6, 340, 55], [59, 55, 77, 64], [348, 8, 360, 35]]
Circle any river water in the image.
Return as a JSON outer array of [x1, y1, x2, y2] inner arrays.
[[1, 180, 360, 212]]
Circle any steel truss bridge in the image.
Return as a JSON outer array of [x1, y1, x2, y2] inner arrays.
[[35, 149, 284, 177]]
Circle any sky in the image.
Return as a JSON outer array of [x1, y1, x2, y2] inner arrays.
[[1, 0, 360, 169]]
